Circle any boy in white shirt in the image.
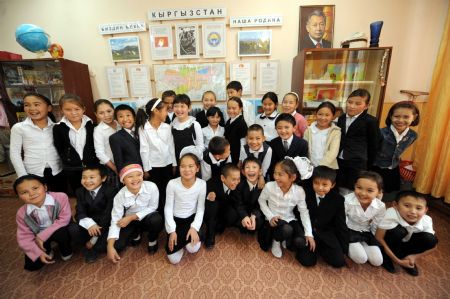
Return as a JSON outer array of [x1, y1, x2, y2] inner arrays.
[[376, 190, 438, 276]]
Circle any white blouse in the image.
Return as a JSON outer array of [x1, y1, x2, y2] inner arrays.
[[139, 121, 176, 171], [344, 192, 386, 234], [202, 124, 224, 148], [94, 121, 120, 164], [59, 115, 91, 160], [309, 122, 330, 167], [258, 181, 312, 237], [164, 177, 206, 234]]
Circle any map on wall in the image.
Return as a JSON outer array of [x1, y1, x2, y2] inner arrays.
[[153, 63, 226, 101]]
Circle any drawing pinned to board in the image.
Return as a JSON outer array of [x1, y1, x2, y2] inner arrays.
[[108, 36, 141, 62], [149, 25, 174, 60], [202, 22, 226, 58], [238, 30, 272, 57], [175, 23, 200, 59]]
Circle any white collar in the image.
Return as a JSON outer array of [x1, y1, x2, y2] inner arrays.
[[223, 183, 230, 194], [291, 111, 297, 117], [99, 120, 120, 130], [208, 152, 226, 164], [60, 115, 91, 131], [346, 192, 384, 209], [247, 180, 258, 190], [309, 35, 323, 45], [27, 193, 55, 214], [24, 117, 54, 129], [346, 112, 363, 120], [89, 185, 102, 197], [282, 135, 294, 145], [390, 125, 409, 143], [311, 122, 331, 133], [124, 182, 146, 198], [249, 145, 264, 154]]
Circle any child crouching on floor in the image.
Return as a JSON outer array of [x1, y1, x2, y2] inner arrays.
[[15, 175, 74, 271]]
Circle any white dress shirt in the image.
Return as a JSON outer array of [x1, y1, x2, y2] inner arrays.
[[78, 185, 102, 230], [378, 207, 434, 242], [10, 117, 62, 177], [26, 193, 55, 231], [108, 181, 159, 240], [202, 124, 224, 148], [309, 122, 331, 167], [344, 192, 386, 235], [390, 125, 410, 144], [255, 111, 279, 141], [171, 116, 204, 160], [239, 144, 272, 177], [59, 115, 91, 160], [139, 121, 176, 171], [258, 181, 312, 237], [201, 152, 232, 181], [282, 135, 294, 150], [164, 177, 206, 234], [94, 121, 120, 164]]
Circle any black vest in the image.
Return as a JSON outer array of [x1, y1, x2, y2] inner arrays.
[[172, 123, 196, 161], [203, 150, 229, 178], [243, 142, 269, 164]]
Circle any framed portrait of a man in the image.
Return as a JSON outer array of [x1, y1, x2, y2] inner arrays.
[[298, 5, 335, 52]]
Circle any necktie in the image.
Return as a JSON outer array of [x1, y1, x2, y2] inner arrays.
[[283, 140, 289, 152], [90, 191, 96, 200], [316, 43, 322, 48]]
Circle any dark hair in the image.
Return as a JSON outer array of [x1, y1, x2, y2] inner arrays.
[[312, 166, 337, 183], [222, 163, 240, 177], [385, 101, 420, 127], [180, 152, 201, 168], [202, 90, 217, 101], [162, 90, 176, 101], [173, 94, 191, 107], [135, 98, 165, 131], [13, 174, 46, 194], [59, 93, 85, 108], [307, 9, 326, 23], [23, 92, 56, 122], [356, 171, 384, 191], [226, 81, 242, 92], [114, 104, 136, 119], [348, 89, 371, 104], [228, 97, 243, 108], [82, 164, 108, 178], [248, 124, 264, 135], [275, 159, 298, 178], [262, 92, 278, 106], [316, 101, 336, 115], [275, 113, 296, 127], [395, 190, 427, 206], [283, 92, 300, 104], [206, 106, 222, 118], [94, 99, 114, 113], [209, 136, 230, 155], [242, 156, 262, 169]]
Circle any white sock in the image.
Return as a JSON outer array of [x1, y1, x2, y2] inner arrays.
[[167, 249, 184, 264], [61, 253, 73, 262], [185, 242, 201, 253], [281, 241, 287, 249], [271, 240, 282, 258], [133, 234, 141, 241], [148, 240, 157, 247]]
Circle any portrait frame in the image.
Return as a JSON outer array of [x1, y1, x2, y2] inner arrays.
[[175, 23, 200, 59], [108, 36, 141, 62], [298, 5, 335, 52], [238, 30, 272, 57]]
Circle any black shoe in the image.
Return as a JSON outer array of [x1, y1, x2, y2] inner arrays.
[[130, 235, 142, 247], [205, 236, 215, 249], [84, 249, 98, 263], [147, 242, 158, 254], [382, 258, 396, 273], [403, 265, 419, 276]]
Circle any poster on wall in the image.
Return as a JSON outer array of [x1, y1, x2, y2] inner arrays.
[[108, 36, 141, 62], [106, 66, 129, 98], [202, 22, 226, 58], [153, 63, 226, 101], [298, 5, 335, 52], [238, 30, 272, 57], [256, 60, 280, 94], [127, 65, 152, 97], [230, 62, 253, 95], [175, 23, 200, 59], [149, 25, 174, 60]]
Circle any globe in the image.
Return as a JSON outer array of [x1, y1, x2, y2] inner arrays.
[[15, 24, 50, 53]]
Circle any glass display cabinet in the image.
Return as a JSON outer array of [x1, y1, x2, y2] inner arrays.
[[291, 47, 392, 118], [0, 58, 94, 121]]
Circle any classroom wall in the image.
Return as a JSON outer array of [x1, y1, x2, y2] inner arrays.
[[0, 0, 448, 103]]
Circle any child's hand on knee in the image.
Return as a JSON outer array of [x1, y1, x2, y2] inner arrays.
[[207, 192, 216, 201], [88, 224, 102, 236], [168, 232, 177, 251], [187, 228, 199, 244], [241, 216, 251, 229], [305, 236, 316, 252], [39, 252, 55, 264], [269, 216, 280, 227]]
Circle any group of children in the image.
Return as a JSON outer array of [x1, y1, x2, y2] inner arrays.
[[10, 81, 437, 277]]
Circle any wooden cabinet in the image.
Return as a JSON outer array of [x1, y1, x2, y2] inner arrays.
[[0, 58, 94, 121], [291, 47, 392, 118]]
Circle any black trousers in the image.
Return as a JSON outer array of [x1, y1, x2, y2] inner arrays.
[[371, 165, 401, 193], [296, 229, 346, 268], [337, 158, 367, 190], [204, 199, 239, 239], [69, 223, 109, 253], [258, 219, 305, 251], [64, 168, 83, 196], [43, 168, 67, 193], [165, 214, 196, 254], [147, 165, 173, 215], [348, 229, 380, 246], [382, 225, 438, 261], [24, 225, 73, 271]]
